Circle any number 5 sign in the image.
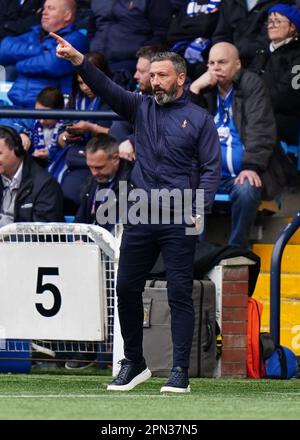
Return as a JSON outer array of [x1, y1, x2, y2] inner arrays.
[[0, 243, 106, 341]]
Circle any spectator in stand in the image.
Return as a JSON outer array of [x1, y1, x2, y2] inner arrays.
[[167, 0, 222, 80], [0, 126, 64, 226], [190, 42, 281, 248], [212, 0, 296, 67], [0, 0, 88, 108], [49, 52, 114, 215], [0, 0, 43, 40], [75, 0, 93, 32], [75, 134, 133, 229], [89, 0, 172, 74], [20, 86, 65, 168], [250, 3, 300, 145]]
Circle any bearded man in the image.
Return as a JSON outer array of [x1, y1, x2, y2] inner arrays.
[[51, 33, 221, 393]]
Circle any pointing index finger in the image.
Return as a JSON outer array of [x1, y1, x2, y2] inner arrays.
[[49, 32, 65, 44]]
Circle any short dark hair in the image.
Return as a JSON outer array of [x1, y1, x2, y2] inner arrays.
[[86, 134, 119, 155], [0, 126, 24, 157], [68, 51, 112, 109], [150, 51, 187, 76], [136, 44, 169, 60], [36, 86, 64, 109]]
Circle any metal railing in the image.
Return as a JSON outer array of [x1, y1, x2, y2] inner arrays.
[[270, 210, 300, 344], [0, 109, 121, 121]]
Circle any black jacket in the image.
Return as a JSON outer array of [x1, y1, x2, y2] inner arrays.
[[191, 69, 277, 172], [0, 154, 64, 223], [75, 158, 133, 228], [0, 0, 43, 39], [167, 0, 220, 43], [250, 36, 300, 144], [190, 69, 285, 199], [212, 0, 295, 66]]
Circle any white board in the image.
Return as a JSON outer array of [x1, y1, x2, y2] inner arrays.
[[0, 243, 105, 340]]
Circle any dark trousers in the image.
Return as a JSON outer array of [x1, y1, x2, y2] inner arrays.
[[116, 223, 197, 369], [218, 176, 261, 248]]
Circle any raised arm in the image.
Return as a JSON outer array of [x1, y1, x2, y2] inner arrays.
[[50, 32, 142, 123]]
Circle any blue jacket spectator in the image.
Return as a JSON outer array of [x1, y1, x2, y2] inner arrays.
[[89, 0, 172, 73], [0, 0, 89, 108]]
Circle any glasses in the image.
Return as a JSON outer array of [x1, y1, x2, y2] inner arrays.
[[266, 18, 290, 27]]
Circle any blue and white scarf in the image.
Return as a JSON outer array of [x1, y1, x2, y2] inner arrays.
[[30, 120, 64, 153]]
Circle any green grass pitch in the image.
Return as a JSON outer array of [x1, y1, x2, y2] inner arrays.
[[0, 370, 300, 420]]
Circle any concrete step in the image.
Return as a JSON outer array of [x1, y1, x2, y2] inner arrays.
[[259, 216, 300, 244], [252, 244, 300, 273], [254, 272, 300, 298]]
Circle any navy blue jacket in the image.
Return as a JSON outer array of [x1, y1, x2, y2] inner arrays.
[[76, 57, 221, 213], [89, 0, 172, 65]]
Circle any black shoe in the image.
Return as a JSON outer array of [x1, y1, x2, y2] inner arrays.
[[160, 366, 190, 393], [107, 358, 151, 391], [65, 360, 96, 370]]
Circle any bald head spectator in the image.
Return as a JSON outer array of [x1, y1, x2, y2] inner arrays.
[[190, 42, 280, 248], [0, 0, 89, 108], [212, 0, 296, 67]]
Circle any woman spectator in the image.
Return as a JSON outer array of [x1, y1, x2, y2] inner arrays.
[[251, 3, 300, 145]]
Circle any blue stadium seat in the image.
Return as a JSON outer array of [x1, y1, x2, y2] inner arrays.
[[0, 81, 13, 107], [280, 129, 300, 171], [64, 216, 75, 223], [214, 193, 231, 202]]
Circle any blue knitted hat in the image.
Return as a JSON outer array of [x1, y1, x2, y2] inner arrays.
[[268, 3, 300, 31]]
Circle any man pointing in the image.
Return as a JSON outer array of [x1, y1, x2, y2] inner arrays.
[[51, 32, 221, 393]]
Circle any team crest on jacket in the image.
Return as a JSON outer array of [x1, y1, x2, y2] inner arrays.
[[181, 119, 188, 128]]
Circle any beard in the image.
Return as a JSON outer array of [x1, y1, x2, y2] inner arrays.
[[153, 83, 179, 105]]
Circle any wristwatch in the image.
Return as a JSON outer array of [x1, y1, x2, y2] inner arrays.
[[193, 214, 202, 226]]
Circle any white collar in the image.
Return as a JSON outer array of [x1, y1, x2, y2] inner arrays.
[[270, 37, 294, 52]]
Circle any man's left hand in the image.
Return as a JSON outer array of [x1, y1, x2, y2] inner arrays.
[[234, 170, 262, 187]]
